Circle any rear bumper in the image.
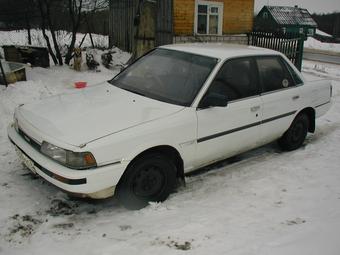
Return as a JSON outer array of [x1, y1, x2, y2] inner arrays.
[[7, 123, 128, 199]]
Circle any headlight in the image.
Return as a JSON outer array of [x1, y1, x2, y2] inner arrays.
[[40, 142, 97, 170]]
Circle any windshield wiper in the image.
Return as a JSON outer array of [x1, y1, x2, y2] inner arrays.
[[121, 87, 147, 97]]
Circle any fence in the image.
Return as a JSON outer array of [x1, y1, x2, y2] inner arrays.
[[248, 31, 304, 71]]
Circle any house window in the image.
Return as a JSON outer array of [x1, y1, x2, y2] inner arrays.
[[307, 28, 314, 36], [299, 27, 304, 34], [195, 1, 223, 35], [263, 12, 268, 19]]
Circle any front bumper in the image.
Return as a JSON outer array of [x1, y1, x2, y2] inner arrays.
[[7, 124, 128, 199]]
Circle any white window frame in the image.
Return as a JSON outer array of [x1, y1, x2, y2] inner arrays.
[[194, 0, 224, 35]]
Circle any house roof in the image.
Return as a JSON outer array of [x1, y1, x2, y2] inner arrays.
[[264, 6, 317, 27]]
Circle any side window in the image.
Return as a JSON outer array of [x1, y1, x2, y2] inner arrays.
[[256, 56, 295, 93], [207, 58, 259, 101], [284, 60, 303, 85]]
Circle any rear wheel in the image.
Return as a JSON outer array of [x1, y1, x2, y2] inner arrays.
[[116, 153, 177, 210], [278, 113, 309, 151]]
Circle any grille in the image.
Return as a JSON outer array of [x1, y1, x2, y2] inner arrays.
[[18, 129, 41, 151]]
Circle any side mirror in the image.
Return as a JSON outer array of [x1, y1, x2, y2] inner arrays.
[[199, 92, 229, 109]]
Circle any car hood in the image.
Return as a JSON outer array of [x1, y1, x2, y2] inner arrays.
[[18, 82, 184, 147]]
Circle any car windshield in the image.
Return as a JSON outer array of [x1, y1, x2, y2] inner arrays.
[[109, 48, 218, 106]]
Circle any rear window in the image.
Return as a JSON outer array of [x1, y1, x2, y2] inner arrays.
[[256, 56, 296, 93]]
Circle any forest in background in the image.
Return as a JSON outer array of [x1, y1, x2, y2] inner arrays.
[[312, 12, 340, 38], [0, 0, 109, 35], [0, 0, 109, 66]]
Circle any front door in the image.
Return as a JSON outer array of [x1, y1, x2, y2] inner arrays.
[[195, 57, 262, 167]]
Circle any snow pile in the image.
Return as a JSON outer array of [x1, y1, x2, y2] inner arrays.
[[0, 29, 108, 49], [305, 37, 340, 53], [0, 29, 109, 58], [0, 60, 340, 254], [303, 60, 340, 80], [315, 29, 332, 38]]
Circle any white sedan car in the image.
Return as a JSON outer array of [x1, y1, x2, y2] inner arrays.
[[8, 44, 332, 209]]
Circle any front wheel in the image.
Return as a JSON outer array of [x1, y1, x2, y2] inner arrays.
[[278, 113, 309, 151], [116, 153, 177, 210]]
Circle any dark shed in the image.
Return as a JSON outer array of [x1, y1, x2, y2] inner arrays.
[[255, 6, 317, 39], [108, 0, 173, 56]]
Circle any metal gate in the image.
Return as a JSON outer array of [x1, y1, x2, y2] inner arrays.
[[248, 31, 304, 71]]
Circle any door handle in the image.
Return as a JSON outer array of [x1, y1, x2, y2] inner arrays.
[[292, 95, 300, 100], [250, 106, 261, 112]]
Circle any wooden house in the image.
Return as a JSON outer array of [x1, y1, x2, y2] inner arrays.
[[255, 6, 317, 39], [109, 0, 255, 55]]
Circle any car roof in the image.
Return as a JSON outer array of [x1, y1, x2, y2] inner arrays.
[[160, 43, 281, 60]]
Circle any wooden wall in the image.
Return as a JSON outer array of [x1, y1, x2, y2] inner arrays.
[[173, 0, 254, 35], [109, 0, 173, 53], [108, 0, 139, 52]]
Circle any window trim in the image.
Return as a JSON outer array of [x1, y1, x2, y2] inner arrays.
[[194, 0, 224, 35], [281, 57, 304, 86]]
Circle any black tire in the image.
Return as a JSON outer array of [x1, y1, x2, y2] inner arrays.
[[116, 153, 177, 210], [278, 113, 309, 151]]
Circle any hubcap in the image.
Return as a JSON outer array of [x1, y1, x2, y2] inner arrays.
[[132, 166, 165, 198]]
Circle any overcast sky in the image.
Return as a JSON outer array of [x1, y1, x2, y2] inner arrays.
[[255, 0, 340, 14]]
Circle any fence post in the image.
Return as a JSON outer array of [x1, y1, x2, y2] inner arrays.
[[296, 36, 304, 71], [0, 60, 8, 87]]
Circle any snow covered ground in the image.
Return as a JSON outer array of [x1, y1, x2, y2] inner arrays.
[[305, 37, 340, 53], [0, 27, 340, 253], [0, 57, 339, 254]]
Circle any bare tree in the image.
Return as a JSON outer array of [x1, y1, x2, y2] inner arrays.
[[37, 0, 58, 65], [83, 0, 109, 48], [0, 0, 38, 45], [64, 0, 84, 65], [38, 0, 63, 65], [43, 0, 63, 65]]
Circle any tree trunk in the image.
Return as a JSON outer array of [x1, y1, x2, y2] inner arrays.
[[65, 0, 83, 65], [25, 13, 32, 45], [85, 16, 95, 48], [65, 32, 77, 65], [37, 0, 58, 65], [44, 0, 63, 65]]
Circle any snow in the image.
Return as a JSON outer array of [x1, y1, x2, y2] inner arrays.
[[1, 31, 340, 254], [0, 29, 108, 49], [305, 37, 340, 53], [0, 29, 109, 58], [315, 29, 332, 38]]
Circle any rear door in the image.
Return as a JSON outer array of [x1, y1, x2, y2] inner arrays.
[[256, 56, 303, 145], [195, 57, 262, 167]]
